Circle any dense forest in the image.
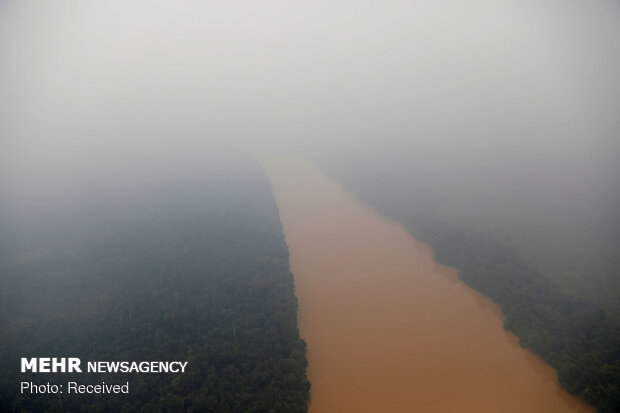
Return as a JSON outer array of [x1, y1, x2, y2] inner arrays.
[[0, 149, 310, 412], [318, 154, 620, 412]]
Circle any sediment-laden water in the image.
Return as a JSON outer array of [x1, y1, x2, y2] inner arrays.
[[261, 156, 594, 413]]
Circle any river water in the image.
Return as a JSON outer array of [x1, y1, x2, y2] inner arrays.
[[261, 156, 594, 413]]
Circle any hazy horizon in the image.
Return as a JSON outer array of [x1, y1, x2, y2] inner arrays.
[[2, 0, 619, 177]]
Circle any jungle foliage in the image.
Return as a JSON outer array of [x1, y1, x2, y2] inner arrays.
[[0, 152, 309, 412]]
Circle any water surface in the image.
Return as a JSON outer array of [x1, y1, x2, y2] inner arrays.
[[261, 156, 594, 413]]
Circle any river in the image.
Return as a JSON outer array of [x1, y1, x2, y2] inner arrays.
[[260, 156, 594, 413]]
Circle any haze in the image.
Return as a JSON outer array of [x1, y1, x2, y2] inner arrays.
[[3, 0, 618, 290], [1, 0, 619, 175], [2, 1, 620, 411]]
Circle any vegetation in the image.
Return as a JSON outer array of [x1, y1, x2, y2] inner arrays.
[[421, 169, 620, 322], [0, 152, 310, 412], [319, 156, 620, 412]]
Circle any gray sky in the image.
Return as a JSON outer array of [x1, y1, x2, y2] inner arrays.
[[1, 0, 619, 188]]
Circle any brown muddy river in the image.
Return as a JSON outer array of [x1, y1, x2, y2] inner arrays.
[[261, 157, 594, 413]]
